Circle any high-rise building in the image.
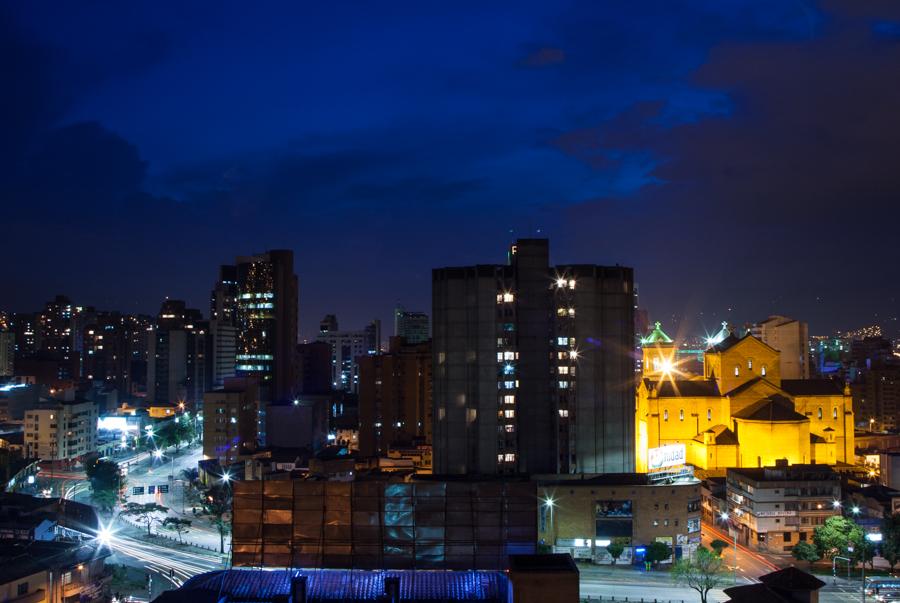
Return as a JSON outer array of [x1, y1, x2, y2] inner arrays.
[[358, 336, 432, 457], [202, 377, 263, 464], [393, 306, 429, 344], [317, 317, 381, 392], [750, 315, 810, 379], [294, 342, 332, 395], [0, 333, 13, 377], [234, 250, 298, 401], [147, 300, 208, 406], [432, 239, 636, 475], [207, 265, 240, 390], [210, 265, 239, 324], [37, 295, 75, 355], [12, 313, 38, 357]]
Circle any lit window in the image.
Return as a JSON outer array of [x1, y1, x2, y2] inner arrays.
[[504, 453, 516, 462], [559, 381, 569, 388], [557, 337, 568, 346], [557, 308, 567, 317], [504, 381, 516, 389], [496, 294, 503, 303], [504, 410, 515, 418], [664, 409, 669, 421], [707, 409, 712, 421], [734, 366, 740, 377], [679, 409, 684, 421], [497, 352, 503, 362], [761, 365, 767, 376], [559, 409, 569, 417], [568, 279, 576, 289], [505, 425, 515, 432], [748, 359, 753, 370], [504, 395, 515, 405], [559, 366, 569, 375], [503, 293, 514, 303], [817, 407, 823, 419], [568, 308, 575, 317], [504, 351, 515, 360], [833, 408, 838, 420]]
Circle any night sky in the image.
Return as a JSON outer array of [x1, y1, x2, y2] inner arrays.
[[4, 1, 900, 340]]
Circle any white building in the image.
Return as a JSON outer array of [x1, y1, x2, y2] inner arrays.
[[25, 400, 98, 461], [316, 318, 380, 392]]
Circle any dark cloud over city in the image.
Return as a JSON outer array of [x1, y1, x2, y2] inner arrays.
[[3, 1, 900, 337]]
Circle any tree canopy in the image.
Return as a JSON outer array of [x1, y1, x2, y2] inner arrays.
[[672, 547, 725, 603]]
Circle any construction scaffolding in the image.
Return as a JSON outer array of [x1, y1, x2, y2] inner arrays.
[[233, 479, 537, 570]]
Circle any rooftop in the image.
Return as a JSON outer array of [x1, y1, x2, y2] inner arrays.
[[732, 395, 807, 422], [155, 568, 510, 603]]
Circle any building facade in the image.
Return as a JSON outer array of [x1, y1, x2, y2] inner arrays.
[[0, 331, 13, 377], [234, 250, 298, 401], [358, 336, 432, 457], [432, 239, 635, 475], [537, 474, 702, 564], [636, 324, 854, 472], [750, 316, 810, 379], [231, 477, 536, 570], [317, 317, 381, 392], [725, 464, 841, 552], [147, 300, 207, 407], [24, 400, 98, 461], [202, 377, 263, 464], [394, 306, 429, 344]]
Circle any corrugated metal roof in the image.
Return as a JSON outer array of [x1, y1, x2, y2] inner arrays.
[[179, 568, 508, 601]]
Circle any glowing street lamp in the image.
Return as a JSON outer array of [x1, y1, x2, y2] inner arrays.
[[719, 511, 738, 584]]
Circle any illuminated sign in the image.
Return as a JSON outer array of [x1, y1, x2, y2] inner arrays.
[[648, 444, 686, 470]]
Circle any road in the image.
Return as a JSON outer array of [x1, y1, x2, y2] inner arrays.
[[701, 523, 779, 582]]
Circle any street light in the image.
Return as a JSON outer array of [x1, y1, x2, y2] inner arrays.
[[719, 511, 738, 585]]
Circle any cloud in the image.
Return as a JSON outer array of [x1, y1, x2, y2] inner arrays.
[[552, 0, 900, 330], [519, 46, 566, 68]]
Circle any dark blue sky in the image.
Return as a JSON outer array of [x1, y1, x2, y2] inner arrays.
[[3, 0, 900, 339]]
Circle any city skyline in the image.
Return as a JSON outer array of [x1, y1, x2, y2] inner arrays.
[[4, 1, 900, 337]]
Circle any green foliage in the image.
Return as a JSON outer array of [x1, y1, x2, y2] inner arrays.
[[200, 484, 232, 553], [814, 515, 864, 560], [86, 458, 122, 492], [86, 458, 124, 513], [645, 541, 673, 565], [882, 514, 900, 572], [161, 517, 192, 543], [606, 540, 625, 564], [672, 547, 725, 603], [709, 539, 729, 556], [121, 502, 169, 536], [791, 542, 820, 567], [90, 488, 119, 514]]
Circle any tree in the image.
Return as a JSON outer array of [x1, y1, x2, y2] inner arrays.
[[672, 547, 726, 603], [201, 485, 232, 554], [86, 458, 124, 513], [791, 542, 820, 568], [814, 515, 864, 560], [90, 488, 120, 514], [606, 541, 625, 565], [161, 517, 192, 544], [882, 514, 900, 573], [645, 541, 673, 567], [121, 502, 169, 537], [709, 539, 729, 557]]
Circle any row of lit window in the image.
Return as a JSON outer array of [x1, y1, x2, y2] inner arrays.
[[496, 293, 515, 303], [557, 337, 575, 347], [555, 278, 576, 289], [497, 351, 518, 361], [558, 366, 573, 375], [557, 350, 578, 360], [499, 380, 519, 389], [733, 363, 767, 377], [497, 453, 516, 462], [557, 308, 575, 317], [498, 409, 515, 418]]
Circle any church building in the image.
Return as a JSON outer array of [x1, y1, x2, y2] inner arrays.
[[636, 322, 854, 473]]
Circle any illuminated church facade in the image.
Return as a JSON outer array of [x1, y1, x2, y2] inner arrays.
[[635, 322, 854, 473]]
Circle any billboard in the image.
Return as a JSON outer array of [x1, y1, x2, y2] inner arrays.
[[595, 500, 633, 518], [648, 444, 686, 470]]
